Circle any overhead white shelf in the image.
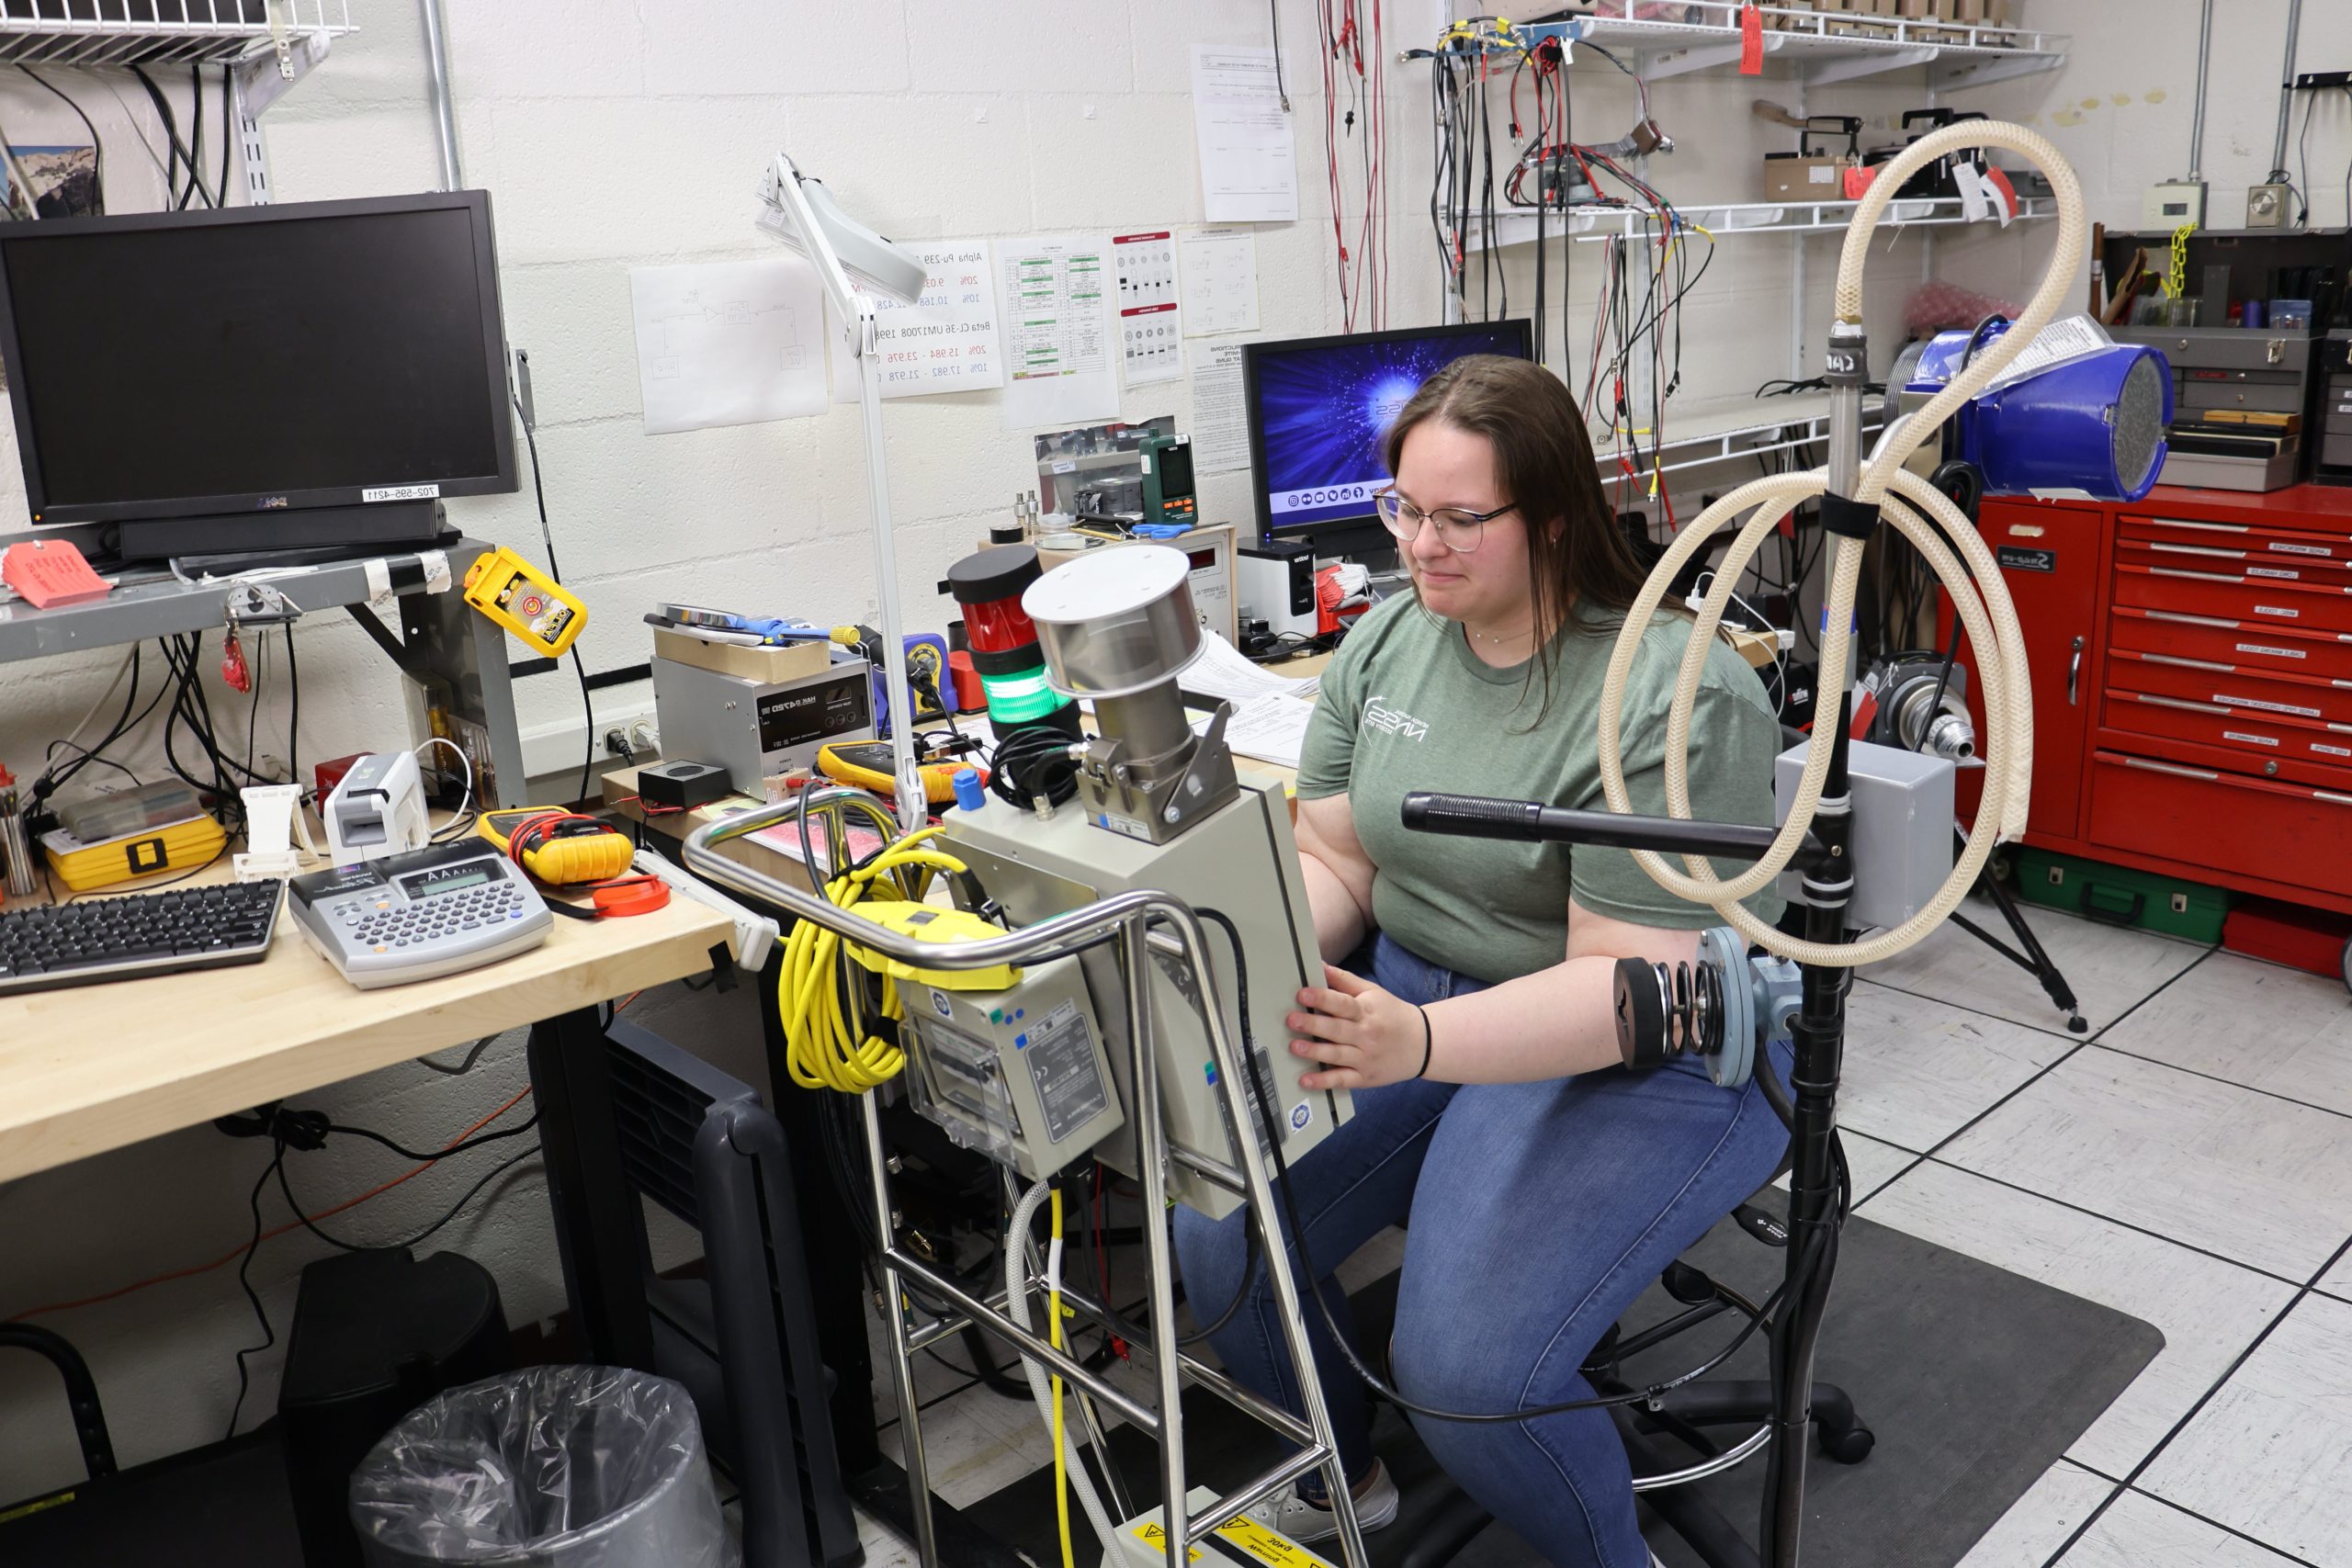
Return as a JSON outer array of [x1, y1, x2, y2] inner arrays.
[[0, 1, 354, 68], [1469, 193, 2052, 252], [1587, 391, 1879, 480], [1465, 1, 2068, 90]]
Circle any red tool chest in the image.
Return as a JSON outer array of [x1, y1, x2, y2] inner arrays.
[[1940, 483, 2352, 919]]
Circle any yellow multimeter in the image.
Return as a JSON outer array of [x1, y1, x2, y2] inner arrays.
[[475, 808, 634, 885], [817, 742, 985, 807], [462, 546, 588, 658]]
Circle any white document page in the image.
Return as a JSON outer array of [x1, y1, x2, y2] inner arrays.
[[630, 258, 829, 434], [1193, 692, 1317, 769], [1112, 230, 1185, 385], [1000, 234, 1122, 429], [1179, 228, 1261, 336], [1182, 629, 1322, 703], [1191, 343, 1252, 475], [827, 239, 1006, 402], [1192, 46, 1299, 223]]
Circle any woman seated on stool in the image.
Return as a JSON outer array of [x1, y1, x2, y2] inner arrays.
[[1174, 355, 1791, 1568]]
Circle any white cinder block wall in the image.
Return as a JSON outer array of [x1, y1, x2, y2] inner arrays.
[[0, 0, 2332, 1502]]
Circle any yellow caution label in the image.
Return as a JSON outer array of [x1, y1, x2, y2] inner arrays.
[[1131, 1520, 1204, 1562], [1131, 1515, 1333, 1566]]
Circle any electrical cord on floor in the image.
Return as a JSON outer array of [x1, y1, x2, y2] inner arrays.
[[1195, 906, 1810, 1425], [277, 1139, 542, 1256], [223, 1140, 283, 1441]]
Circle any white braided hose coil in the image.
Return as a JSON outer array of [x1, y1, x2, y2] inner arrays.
[[1596, 120, 2084, 967], [1006, 1178, 1122, 1552]]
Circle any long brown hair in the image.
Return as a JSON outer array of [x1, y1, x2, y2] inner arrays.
[[1381, 355, 1654, 716]]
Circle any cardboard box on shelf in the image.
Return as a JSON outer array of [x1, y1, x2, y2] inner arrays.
[[651, 627, 831, 684]]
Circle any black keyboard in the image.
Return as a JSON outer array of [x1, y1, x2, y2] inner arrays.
[[0, 879, 285, 997]]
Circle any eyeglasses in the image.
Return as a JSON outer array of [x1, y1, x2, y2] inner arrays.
[[1373, 488, 1515, 554]]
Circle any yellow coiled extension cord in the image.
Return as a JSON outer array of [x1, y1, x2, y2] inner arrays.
[[779, 826, 971, 1093]]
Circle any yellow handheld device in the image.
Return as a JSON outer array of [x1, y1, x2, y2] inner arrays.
[[475, 807, 634, 886], [818, 741, 983, 807], [462, 547, 587, 658]]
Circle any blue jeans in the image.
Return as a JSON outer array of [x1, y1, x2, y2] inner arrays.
[[1170, 932, 1793, 1568]]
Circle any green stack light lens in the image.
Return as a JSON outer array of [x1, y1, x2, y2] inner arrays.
[[980, 665, 1065, 724]]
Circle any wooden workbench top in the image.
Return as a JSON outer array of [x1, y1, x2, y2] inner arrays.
[[0, 863, 734, 1184]]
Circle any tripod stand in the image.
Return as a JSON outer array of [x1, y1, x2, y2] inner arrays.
[[1951, 826, 2088, 1033]]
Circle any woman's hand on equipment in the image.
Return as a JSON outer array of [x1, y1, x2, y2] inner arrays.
[[1289, 964, 1430, 1089]]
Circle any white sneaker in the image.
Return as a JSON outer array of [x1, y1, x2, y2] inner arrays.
[[1243, 1459, 1400, 1545]]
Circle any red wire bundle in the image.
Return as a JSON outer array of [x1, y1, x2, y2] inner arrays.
[[1319, 1, 1387, 332]]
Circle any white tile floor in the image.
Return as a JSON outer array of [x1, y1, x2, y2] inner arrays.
[[855, 894, 2352, 1567]]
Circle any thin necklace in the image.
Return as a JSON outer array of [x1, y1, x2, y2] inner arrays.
[[1468, 621, 1534, 645]]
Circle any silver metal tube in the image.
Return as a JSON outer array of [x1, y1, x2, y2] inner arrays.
[[1126, 921, 1193, 1568], [1632, 1423, 1774, 1491], [1171, 1144, 1246, 1197], [417, 0, 461, 189], [2188, 0, 2214, 181], [1042, 1273, 1319, 1448], [2269, 0, 2305, 176], [1185, 1450, 1330, 1547], [1170, 901, 1371, 1567], [861, 1096, 939, 1565], [885, 1247, 1163, 1434], [1096, 685, 1195, 762]]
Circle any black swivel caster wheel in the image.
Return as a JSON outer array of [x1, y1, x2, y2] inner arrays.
[[1817, 1423, 1876, 1464]]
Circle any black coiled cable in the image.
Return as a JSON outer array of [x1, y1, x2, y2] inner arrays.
[[989, 726, 1081, 810]]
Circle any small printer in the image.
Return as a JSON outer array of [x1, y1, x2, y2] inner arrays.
[[323, 750, 431, 865]]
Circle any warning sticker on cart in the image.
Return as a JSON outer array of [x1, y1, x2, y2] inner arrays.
[[1023, 999, 1110, 1145], [1131, 1514, 1339, 1566]]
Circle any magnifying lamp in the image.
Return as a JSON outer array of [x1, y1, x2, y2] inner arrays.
[[757, 153, 930, 829]]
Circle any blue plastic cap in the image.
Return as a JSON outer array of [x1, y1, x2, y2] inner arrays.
[[952, 767, 986, 812]]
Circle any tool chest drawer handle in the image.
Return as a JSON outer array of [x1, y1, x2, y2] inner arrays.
[[2068, 637, 2085, 705], [2120, 757, 2220, 782]]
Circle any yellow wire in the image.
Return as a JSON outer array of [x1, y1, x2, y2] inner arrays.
[[777, 826, 970, 1093], [1050, 1186, 1074, 1568]]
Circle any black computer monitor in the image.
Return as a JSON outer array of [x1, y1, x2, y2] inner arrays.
[[1241, 319, 1532, 555], [0, 190, 515, 559]]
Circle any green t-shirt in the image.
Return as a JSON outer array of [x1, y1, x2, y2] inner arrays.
[[1295, 594, 1788, 983]]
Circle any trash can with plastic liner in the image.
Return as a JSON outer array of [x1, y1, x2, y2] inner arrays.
[[348, 1365, 733, 1567]]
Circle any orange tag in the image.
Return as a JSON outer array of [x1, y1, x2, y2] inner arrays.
[[1739, 2, 1764, 73], [1, 538, 110, 608]]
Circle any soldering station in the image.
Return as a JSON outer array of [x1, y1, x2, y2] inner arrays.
[[5, 6, 2350, 1568]]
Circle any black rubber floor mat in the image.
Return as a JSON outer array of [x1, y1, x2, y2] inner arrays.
[[963, 1202, 2162, 1567]]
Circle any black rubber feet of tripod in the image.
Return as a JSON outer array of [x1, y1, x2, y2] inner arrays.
[[1816, 1420, 1876, 1464], [2066, 1015, 2089, 1034]]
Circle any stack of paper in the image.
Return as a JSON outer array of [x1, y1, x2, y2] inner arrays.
[[1181, 630, 1321, 703], [1193, 692, 1318, 769]]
